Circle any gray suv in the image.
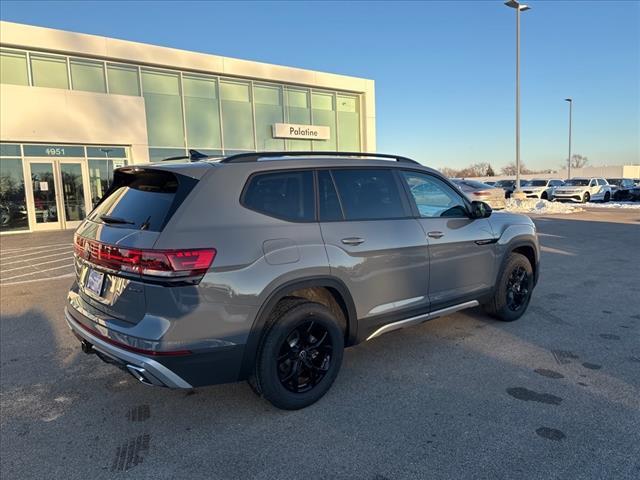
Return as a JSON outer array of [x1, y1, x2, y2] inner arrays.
[[66, 152, 539, 410]]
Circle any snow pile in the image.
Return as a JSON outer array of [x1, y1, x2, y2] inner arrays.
[[503, 198, 582, 214], [585, 201, 640, 209]]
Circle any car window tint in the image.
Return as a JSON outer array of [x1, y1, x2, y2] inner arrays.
[[87, 169, 195, 232], [318, 170, 343, 221], [597, 179, 607, 186], [243, 170, 314, 222], [331, 169, 405, 220], [401, 171, 468, 218]]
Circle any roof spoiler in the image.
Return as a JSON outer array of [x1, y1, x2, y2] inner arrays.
[[162, 149, 211, 162]]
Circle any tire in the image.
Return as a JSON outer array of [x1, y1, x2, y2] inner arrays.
[[603, 192, 610, 203], [582, 192, 590, 203], [250, 297, 344, 410], [541, 192, 548, 200], [483, 252, 534, 322]]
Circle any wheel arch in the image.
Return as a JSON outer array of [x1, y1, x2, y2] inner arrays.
[[238, 276, 357, 380], [503, 239, 539, 287]]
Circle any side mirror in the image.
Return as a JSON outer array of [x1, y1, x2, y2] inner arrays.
[[470, 201, 492, 219]]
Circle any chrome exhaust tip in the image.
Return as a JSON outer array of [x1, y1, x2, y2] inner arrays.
[[126, 365, 153, 386]]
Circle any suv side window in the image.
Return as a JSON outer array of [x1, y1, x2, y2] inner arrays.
[[331, 169, 406, 220], [401, 171, 468, 218], [597, 179, 607, 186], [243, 170, 315, 222], [317, 170, 343, 221], [589, 179, 596, 187]]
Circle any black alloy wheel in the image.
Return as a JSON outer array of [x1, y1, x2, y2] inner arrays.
[[505, 265, 530, 312], [482, 252, 534, 322], [277, 320, 333, 393], [251, 298, 344, 410]]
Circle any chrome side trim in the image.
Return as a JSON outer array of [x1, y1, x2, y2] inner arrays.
[[366, 300, 480, 341], [64, 308, 193, 389], [367, 295, 427, 316]]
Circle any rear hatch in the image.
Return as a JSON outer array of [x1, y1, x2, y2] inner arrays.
[[73, 164, 212, 325]]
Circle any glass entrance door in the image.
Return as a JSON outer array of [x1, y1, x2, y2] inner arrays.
[[25, 159, 90, 231], [27, 161, 61, 230], [59, 161, 87, 228]]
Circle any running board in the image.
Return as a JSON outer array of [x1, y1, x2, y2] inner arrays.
[[365, 300, 480, 341]]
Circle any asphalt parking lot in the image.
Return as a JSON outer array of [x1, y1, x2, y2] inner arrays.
[[1, 208, 639, 480]]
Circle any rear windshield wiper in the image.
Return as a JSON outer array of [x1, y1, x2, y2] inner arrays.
[[99, 214, 135, 225]]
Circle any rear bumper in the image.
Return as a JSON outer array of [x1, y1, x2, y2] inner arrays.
[[65, 302, 246, 388], [65, 307, 193, 388]]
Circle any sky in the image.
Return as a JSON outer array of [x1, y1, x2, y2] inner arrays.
[[1, 0, 638, 171]]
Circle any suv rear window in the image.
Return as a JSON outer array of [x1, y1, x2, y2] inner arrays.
[[87, 168, 195, 232], [243, 170, 315, 222]]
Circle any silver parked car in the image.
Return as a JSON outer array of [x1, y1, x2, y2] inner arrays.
[[66, 152, 539, 410], [451, 179, 507, 209]]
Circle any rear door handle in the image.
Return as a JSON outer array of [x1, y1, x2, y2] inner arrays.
[[427, 231, 444, 239], [341, 237, 365, 246]]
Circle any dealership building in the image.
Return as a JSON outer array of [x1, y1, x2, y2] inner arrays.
[[0, 21, 376, 234]]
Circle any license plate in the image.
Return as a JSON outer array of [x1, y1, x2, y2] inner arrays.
[[85, 269, 105, 296]]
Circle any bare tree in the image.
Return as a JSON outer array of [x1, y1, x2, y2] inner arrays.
[[439, 167, 456, 178], [500, 162, 534, 175], [565, 154, 589, 169]]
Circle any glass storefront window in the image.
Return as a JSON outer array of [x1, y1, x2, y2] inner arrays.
[[311, 92, 337, 151], [183, 75, 222, 150], [0, 144, 21, 156], [337, 95, 361, 151], [254, 84, 284, 151], [86, 147, 127, 158], [70, 58, 106, 93], [107, 64, 140, 96], [220, 80, 255, 151], [141, 70, 185, 148], [0, 49, 29, 86], [30, 54, 69, 89], [148, 147, 187, 162], [285, 88, 311, 151], [0, 158, 29, 232]]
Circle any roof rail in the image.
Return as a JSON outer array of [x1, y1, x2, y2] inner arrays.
[[219, 151, 420, 165], [161, 149, 210, 162]]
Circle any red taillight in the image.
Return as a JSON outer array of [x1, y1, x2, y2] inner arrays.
[[74, 235, 216, 280], [473, 191, 491, 197]]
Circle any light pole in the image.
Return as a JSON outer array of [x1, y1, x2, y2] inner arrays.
[[505, 0, 530, 197], [564, 98, 572, 179]]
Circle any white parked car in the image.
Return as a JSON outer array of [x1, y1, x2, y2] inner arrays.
[[553, 178, 611, 203], [521, 179, 565, 200]]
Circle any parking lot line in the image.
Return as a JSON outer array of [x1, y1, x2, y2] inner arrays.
[[0, 249, 73, 267], [0, 255, 74, 274], [0, 245, 71, 261], [0, 242, 73, 254], [0, 263, 75, 282], [0, 272, 74, 287]]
